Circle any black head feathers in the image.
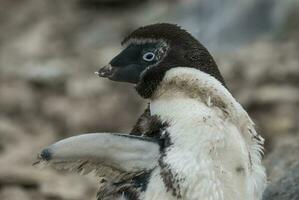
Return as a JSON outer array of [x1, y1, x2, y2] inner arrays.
[[122, 23, 197, 48], [123, 23, 226, 98], [98, 23, 226, 98]]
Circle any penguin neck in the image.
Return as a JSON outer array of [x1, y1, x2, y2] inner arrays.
[[150, 67, 244, 119]]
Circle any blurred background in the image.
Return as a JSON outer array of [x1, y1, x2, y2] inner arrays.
[[0, 0, 298, 199]]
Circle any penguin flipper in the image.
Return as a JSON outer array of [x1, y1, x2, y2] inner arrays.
[[34, 133, 160, 181]]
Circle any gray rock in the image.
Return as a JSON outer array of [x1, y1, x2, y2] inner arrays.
[[0, 186, 31, 200], [263, 164, 299, 200], [263, 134, 299, 200], [22, 61, 67, 89]]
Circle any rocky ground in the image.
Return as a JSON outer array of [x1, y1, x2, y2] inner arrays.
[[0, 0, 298, 200]]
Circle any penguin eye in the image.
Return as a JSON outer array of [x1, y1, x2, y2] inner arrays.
[[142, 52, 155, 62]]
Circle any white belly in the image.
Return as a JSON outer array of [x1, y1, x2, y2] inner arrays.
[[147, 95, 252, 200]]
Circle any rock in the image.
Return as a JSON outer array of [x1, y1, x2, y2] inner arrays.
[[40, 173, 97, 200], [263, 134, 299, 200], [263, 164, 299, 200], [0, 167, 40, 188], [252, 85, 299, 105], [0, 82, 36, 114], [22, 60, 67, 89], [264, 135, 299, 182], [66, 76, 110, 98], [0, 166, 97, 200], [0, 186, 31, 200]]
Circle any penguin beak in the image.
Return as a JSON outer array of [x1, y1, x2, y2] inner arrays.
[[95, 64, 116, 79], [96, 63, 144, 84], [95, 43, 153, 84]]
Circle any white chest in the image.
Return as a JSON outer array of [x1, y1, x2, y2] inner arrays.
[[141, 67, 266, 200], [144, 94, 252, 200]]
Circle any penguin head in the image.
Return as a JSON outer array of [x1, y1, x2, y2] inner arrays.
[[97, 23, 225, 98], [98, 39, 168, 84]]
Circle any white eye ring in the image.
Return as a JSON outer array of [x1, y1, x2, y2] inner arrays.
[[143, 52, 155, 62]]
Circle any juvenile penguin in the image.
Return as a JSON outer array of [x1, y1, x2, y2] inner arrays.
[[36, 23, 266, 200]]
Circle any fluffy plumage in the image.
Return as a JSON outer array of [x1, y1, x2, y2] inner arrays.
[[147, 67, 266, 199], [36, 23, 266, 200]]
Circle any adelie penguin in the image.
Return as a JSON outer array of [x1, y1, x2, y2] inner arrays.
[[35, 23, 267, 200]]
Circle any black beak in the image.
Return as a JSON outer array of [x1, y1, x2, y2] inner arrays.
[[95, 64, 115, 78], [95, 63, 144, 84]]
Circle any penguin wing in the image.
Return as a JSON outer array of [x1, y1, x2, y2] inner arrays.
[[34, 133, 160, 181]]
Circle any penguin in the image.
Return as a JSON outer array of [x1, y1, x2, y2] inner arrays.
[[36, 23, 267, 200]]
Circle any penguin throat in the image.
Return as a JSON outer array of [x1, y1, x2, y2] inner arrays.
[[135, 68, 166, 99]]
